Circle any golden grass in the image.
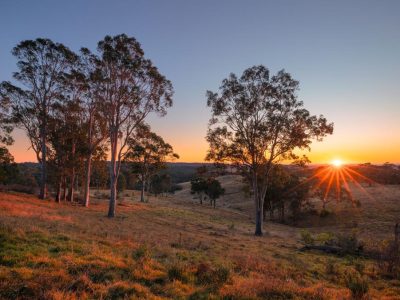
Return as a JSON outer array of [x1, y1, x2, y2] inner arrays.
[[0, 179, 399, 299]]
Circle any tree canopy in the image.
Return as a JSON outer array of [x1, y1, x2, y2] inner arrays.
[[206, 65, 333, 235]]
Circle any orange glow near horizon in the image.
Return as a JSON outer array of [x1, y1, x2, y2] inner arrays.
[[7, 129, 400, 164]]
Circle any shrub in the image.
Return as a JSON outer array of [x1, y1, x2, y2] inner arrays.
[[325, 259, 339, 276], [132, 245, 150, 261], [167, 264, 189, 283], [344, 272, 369, 299], [377, 239, 400, 279], [337, 232, 363, 255], [196, 263, 230, 286], [315, 232, 335, 245], [300, 229, 314, 246]]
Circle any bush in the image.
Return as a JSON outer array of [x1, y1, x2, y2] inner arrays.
[[344, 272, 369, 299], [300, 229, 314, 246], [337, 232, 363, 255], [315, 232, 335, 245], [196, 263, 230, 286], [378, 240, 400, 279], [132, 245, 150, 261], [325, 259, 339, 276], [167, 264, 189, 283]]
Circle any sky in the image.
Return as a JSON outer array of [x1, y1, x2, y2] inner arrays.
[[0, 0, 399, 164]]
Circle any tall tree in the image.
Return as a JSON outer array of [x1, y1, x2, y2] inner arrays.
[[126, 124, 179, 202], [76, 49, 108, 207], [206, 65, 333, 235], [94, 34, 173, 216], [0, 39, 76, 199]]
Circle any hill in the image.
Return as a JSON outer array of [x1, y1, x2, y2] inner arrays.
[[0, 176, 400, 299]]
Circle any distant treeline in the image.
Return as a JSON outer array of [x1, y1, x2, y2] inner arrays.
[[2, 162, 216, 193]]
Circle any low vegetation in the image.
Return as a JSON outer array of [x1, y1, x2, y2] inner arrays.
[[0, 182, 399, 299]]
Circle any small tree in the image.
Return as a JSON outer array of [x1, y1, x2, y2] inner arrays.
[[150, 173, 171, 196], [126, 124, 178, 202], [190, 177, 208, 204], [205, 178, 225, 208], [206, 65, 333, 235], [264, 165, 310, 223]]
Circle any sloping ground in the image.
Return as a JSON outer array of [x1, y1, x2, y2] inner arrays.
[[175, 175, 253, 215], [0, 189, 399, 299]]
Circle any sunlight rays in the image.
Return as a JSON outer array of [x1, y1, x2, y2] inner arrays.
[[297, 163, 380, 207]]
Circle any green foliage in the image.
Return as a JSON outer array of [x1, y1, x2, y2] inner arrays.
[[315, 232, 335, 245], [205, 178, 225, 208], [264, 165, 311, 222], [300, 229, 315, 246], [150, 173, 172, 195], [0, 146, 18, 185]]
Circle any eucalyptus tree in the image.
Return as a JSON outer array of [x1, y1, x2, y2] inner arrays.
[[0, 39, 77, 199], [76, 49, 108, 207], [126, 124, 179, 202], [0, 95, 14, 146], [206, 65, 333, 235], [93, 34, 173, 216]]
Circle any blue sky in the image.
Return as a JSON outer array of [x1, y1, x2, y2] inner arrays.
[[1, 0, 399, 163]]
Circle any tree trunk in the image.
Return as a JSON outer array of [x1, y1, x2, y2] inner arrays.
[[141, 175, 146, 202], [62, 176, 67, 201], [83, 152, 92, 207], [253, 171, 263, 236], [67, 171, 75, 202], [108, 129, 118, 218], [39, 124, 47, 199], [213, 199, 216, 209], [67, 142, 76, 202], [280, 203, 285, 222], [55, 179, 62, 203]]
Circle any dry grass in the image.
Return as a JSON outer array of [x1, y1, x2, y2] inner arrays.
[[0, 178, 400, 299]]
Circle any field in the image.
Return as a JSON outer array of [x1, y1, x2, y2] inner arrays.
[[0, 176, 400, 299]]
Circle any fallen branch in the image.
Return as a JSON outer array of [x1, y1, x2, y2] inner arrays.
[[299, 245, 343, 254]]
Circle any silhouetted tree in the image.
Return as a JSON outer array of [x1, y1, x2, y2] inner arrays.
[[264, 165, 310, 223], [94, 34, 173, 216], [206, 65, 333, 235], [0, 147, 18, 184], [150, 173, 172, 196], [190, 177, 208, 204], [205, 178, 225, 208]]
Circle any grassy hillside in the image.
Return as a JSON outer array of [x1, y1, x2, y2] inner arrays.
[[0, 177, 400, 299]]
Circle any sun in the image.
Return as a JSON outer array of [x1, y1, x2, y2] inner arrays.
[[331, 159, 343, 168]]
